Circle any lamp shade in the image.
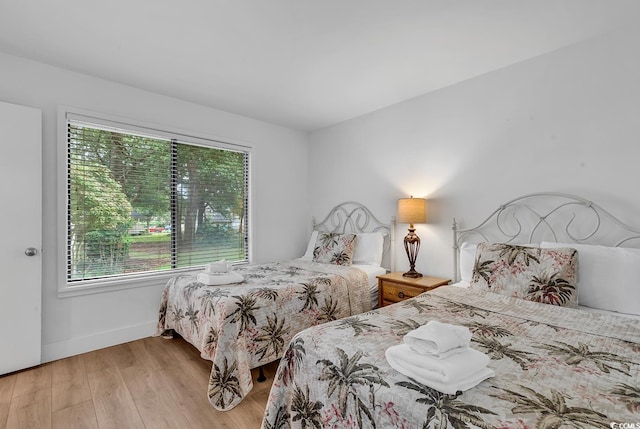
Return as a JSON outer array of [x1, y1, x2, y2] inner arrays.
[[397, 197, 426, 224]]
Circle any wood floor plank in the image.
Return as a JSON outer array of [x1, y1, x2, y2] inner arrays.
[[51, 400, 98, 429], [159, 359, 238, 428], [173, 352, 211, 392], [5, 337, 277, 429], [0, 374, 17, 428], [51, 354, 92, 412], [87, 366, 145, 429], [82, 347, 119, 375], [125, 337, 163, 371], [5, 387, 51, 429], [11, 363, 51, 398], [121, 363, 193, 429], [104, 342, 145, 370], [140, 336, 181, 370]]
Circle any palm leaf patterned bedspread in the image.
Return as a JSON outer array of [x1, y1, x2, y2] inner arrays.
[[262, 286, 640, 428], [156, 260, 370, 411]]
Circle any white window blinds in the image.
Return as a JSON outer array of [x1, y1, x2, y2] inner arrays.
[[66, 116, 249, 282]]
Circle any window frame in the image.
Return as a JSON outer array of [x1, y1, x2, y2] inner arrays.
[[57, 106, 253, 297]]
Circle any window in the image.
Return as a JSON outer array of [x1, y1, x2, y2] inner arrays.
[[63, 112, 249, 287]]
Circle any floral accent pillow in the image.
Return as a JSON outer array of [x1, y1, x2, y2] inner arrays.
[[312, 232, 357, 266], [470, 242, 578, 308]]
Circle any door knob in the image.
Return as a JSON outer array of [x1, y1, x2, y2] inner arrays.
[[25, 247, 38, 256]]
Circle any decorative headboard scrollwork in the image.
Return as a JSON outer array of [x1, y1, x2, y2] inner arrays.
[[452, 192, 640, 281]]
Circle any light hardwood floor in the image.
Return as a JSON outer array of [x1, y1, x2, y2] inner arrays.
[[0, 336, 279, 429]]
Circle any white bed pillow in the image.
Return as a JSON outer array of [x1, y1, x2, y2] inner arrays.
[[300, 230, 318, 261], [352, 232, 385, 266], [459, 242, 477, 284], [540, 241, 640, 315]]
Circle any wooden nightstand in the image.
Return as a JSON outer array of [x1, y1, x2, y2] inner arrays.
[[377, 272, 450, 307]]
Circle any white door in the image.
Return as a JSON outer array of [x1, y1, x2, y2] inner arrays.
[[0, 101, 42, 375]]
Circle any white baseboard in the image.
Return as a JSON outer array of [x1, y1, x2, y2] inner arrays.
[[41, 320, 158, 363]]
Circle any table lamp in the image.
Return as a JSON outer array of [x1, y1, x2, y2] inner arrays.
[[397, 197, 427, 278]]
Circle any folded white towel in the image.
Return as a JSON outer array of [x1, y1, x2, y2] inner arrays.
[[204, 260, 232, 274], [404, 321, 472, 358], [196, 271, 244, 285], [385, 344, 494, 394], [386, 343, 490, 383]]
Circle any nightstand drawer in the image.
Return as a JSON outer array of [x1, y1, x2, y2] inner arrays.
[[381, 282, 426, 303], [377, 273, 450, 307]]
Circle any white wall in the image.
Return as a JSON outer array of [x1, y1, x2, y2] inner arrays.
[[309, 26, 640, 280], [0, 52, 309, 362], [4, 23, 640, 363]]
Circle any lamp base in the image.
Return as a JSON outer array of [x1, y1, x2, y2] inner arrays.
[[403, 225, 422, 279], [402, 269, 423, 278]]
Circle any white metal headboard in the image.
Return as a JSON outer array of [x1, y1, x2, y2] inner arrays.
[[452, 192, 640, 281], [313, 201, 395, 272]]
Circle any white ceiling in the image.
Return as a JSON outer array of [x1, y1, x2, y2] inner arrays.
[[1, 1, 639, 131]]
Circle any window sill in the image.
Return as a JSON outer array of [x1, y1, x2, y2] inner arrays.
[[57, 268, 199, 298]]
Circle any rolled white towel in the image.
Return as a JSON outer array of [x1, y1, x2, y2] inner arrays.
[[386, 343, 489, 383], [404, 321, 472, 358], [385, 344, 494, 394], [196, 271, 244, 285], [204, 260, 232, 274]]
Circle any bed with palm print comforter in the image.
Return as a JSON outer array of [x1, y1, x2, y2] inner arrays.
[[156, 259, 370, 411], [262, 285, 640, 428]]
